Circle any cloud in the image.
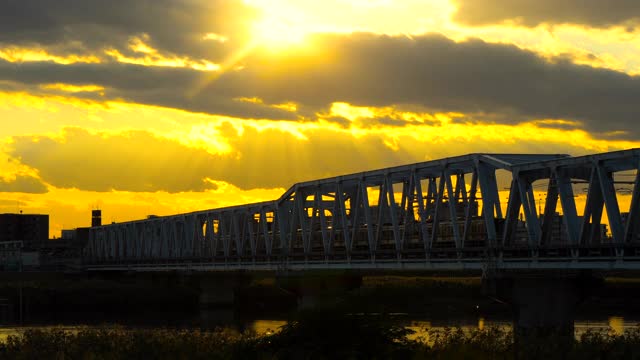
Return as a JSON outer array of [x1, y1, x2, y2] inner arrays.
[[0, 175, 48, 194], [1, 33, 640, 138], [453, 0, 640, 28], [0, 199, 28, 207], [8, 128, 222, 193], [7, 119, 638, 194], [0, 63, 299, 121], [6, 126, 409, 191], [0, 0, 257, 61]]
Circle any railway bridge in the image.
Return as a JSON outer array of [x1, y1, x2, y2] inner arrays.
[[82, 148, 640, 336], [85, 148, 640, 272]]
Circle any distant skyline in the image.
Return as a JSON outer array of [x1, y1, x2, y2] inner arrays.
[[1, 0, 639, 236]]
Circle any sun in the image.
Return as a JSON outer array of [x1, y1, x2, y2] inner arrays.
[[246, 1, 311, 51], [252, 17, 308, 50]]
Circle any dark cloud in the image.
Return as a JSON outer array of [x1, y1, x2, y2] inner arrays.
[[453, 0, 640, 28], [341, 115, 428, 129], [527, 120, 582, 131], [0, 175, 48, 194], [321, 116, 351, 128], [211, 33, 640, 138], [0, 62, 299, 121], [0, 0, 257, 61], [1, 33, 639, 138]]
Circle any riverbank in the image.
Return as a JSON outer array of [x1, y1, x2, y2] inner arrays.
[[1, 311, 639, 359]]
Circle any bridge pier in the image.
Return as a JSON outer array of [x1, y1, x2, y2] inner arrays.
[[197, 273, 251, 308], [199, 280, 235, 308], [277, 272, 362, 311], [485, 271, 599, 355], [196, 273, 253, 328]]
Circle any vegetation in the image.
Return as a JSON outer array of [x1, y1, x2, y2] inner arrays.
[[0, 327, 248, 360], [2, 311, 640, 359]]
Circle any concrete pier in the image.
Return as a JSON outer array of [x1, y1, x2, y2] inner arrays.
[[485, 271, 599, 356], [276, 272, 362, 310], [508, 277, 580, 338], [199, 281, 235, 308], [197, 273, 251, 309]]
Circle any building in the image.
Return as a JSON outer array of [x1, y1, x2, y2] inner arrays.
[[60, 227, 90, 248], [92, 210, 102, 227], [58, 210, 100, 249], [0, 213, 49, 249]]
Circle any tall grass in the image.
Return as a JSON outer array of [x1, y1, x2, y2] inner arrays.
[[2, 315, 640, 359]]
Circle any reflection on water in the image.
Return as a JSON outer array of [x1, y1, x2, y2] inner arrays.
[[252, 320, 287, 335], [248, 315, 640, 341], [609, 316, 625, 335], [574, 316, 636, 337], [402, 316, 640, 342], [401, 315, 640, 343]]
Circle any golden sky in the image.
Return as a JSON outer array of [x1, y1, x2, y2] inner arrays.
[[0, 0, 639, 237]]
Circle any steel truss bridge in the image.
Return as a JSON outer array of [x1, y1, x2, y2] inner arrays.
[[85, 149, 640, 272]]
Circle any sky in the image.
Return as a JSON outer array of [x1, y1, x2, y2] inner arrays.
[[0, 0, 639, 237]]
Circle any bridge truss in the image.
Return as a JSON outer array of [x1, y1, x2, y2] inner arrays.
[[85, 149, 640, 271]]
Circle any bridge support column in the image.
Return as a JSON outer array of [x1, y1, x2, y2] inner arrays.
[[277, 272, 362, 311], [199, 280, 235, 308], [485, 271, 598, 356], [197, 273, 250, 328], [198, 273, 251, 308], [198, 273, 250, 308], [509, 277, 579, 337]]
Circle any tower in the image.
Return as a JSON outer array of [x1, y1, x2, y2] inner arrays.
[[91, 210, 102, 227]]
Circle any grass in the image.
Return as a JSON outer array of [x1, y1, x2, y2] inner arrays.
[[2, 311, 640, 360], [0, 327, 251, 360]]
